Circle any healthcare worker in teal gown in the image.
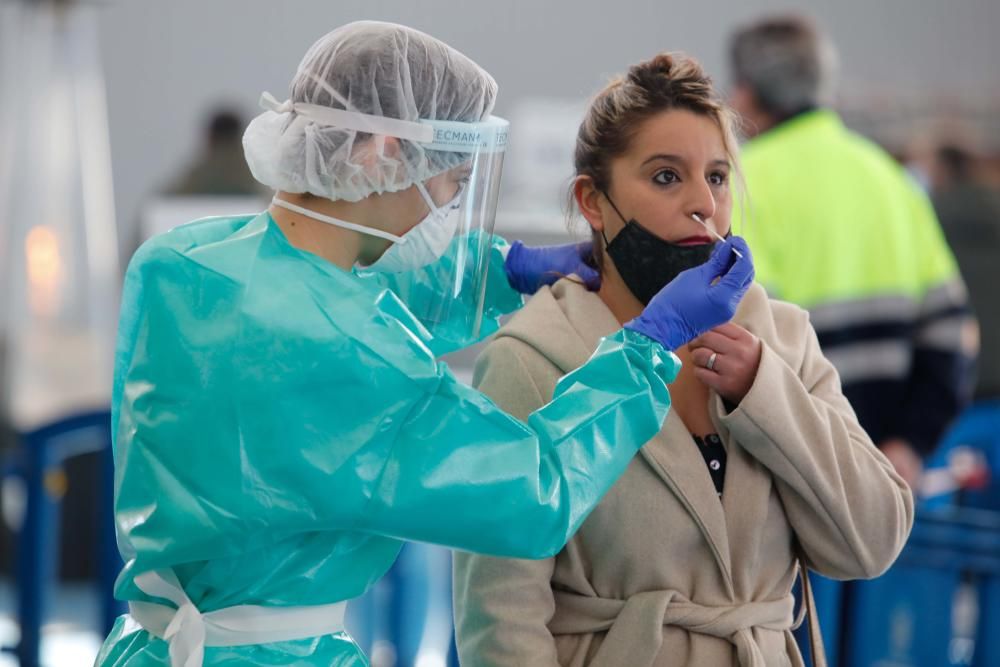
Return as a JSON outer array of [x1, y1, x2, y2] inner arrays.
[[96, 21, 755, 667]]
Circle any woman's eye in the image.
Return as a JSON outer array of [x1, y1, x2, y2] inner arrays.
[[709, 171, 729, 186], [653, 169, 679, 185]]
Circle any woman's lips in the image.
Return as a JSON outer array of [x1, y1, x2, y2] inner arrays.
[[675, 235, 713, 246]]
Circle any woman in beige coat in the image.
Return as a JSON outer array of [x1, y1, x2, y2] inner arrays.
[[452, 53, 914, 667]]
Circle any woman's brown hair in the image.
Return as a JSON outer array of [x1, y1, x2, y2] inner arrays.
[[568, 52, 743, 270]]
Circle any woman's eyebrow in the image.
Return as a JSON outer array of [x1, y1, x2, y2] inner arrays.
[[640, 153, 684, 167], [640, 154, 731, 168]]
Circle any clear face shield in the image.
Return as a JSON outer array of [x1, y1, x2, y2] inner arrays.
[[399, 116, 509, 342]]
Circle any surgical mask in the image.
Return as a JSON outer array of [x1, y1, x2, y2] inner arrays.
[[270, 180, 463, 274], [364, 182, 464, 273], [601, 192, 717, 305]]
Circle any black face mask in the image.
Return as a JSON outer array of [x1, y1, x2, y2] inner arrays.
[[601, 193, 718, 305]]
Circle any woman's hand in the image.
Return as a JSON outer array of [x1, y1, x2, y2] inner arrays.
[[689, 323, 762, 405]]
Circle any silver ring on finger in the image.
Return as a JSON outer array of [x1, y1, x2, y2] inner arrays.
[[706, 352, 718, 371]]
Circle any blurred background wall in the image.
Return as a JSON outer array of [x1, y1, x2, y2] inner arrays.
[[97, 0, 1000, 259]]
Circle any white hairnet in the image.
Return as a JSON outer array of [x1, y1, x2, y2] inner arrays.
[[243, 21, 498, 202]]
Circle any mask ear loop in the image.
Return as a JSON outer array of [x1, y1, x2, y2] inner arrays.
[[414, 172, 467, 232], [396, 147, 451, 224], [600, 190, 632, 248], [416, 174, 467, 212], [415, 181, 443, 218], [389, 146, 442, 235]]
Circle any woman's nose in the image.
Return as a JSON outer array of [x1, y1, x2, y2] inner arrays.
[[684, 179, 718, 228]]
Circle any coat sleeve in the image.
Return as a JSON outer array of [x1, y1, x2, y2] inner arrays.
[[453, 337, 562, 667], [719, 311, 914, 579]]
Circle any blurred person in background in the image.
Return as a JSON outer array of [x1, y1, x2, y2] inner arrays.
[[163, 108, 264, 197], [931, 143, 1000, 402], [129, 108, 267, 260], [923, 143, 1000, 508], [727, 14, 978, 489]]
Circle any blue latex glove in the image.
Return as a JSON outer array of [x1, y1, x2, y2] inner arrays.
[[504, 240, 601, 293], [625, 237, 754, 350]]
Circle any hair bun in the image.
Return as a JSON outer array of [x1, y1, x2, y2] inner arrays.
[[625, 52, 715, 103], [626, 53, 677, 88]]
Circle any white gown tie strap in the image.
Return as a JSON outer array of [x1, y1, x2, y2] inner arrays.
[[129, 569, 348, 667]]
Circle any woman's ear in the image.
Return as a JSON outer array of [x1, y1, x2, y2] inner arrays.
[[574, 175, 606, 234]]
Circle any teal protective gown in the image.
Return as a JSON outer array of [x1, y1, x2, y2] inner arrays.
[[96, 212, 680, 665]]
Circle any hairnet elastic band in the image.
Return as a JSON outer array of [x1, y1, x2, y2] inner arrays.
[[270, 196, 407, 244], [260, 92, 434, 144]]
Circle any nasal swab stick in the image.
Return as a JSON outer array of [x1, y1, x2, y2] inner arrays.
[[691, 214, 743, 258]]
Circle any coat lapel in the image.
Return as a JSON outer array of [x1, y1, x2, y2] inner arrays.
[[712, 396, 775, 597], [639, 416, 735, 595]]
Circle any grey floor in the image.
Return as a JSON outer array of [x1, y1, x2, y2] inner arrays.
[[0, 579, 105, 667]]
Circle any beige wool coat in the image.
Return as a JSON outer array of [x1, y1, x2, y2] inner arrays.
[[453, 279, 914, 667]]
